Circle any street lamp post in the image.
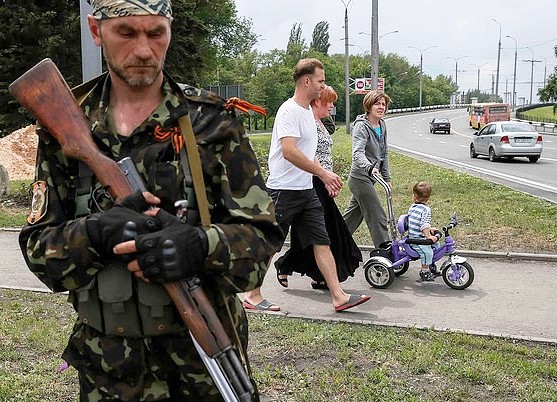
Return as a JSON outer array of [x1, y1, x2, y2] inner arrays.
[[505, 35, 518, 110], [523, 47, 541, 104], [359, 30, 398, 85], [492, 18, 502, 101], [409, 45, 436, 108]]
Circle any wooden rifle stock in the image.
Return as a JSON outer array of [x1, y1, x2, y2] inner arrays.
[[8, 59, 232, 359]]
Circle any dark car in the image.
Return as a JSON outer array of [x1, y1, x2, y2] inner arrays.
[[429, 117, 451, 134]]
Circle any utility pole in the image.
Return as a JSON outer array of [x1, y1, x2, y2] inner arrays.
[[470, 63, 487, 94], [80, 1, 102, 82], [446, 55, 468, 88], [506, 35, 518, 111], [492, 18, 502, 101], [523, 47, 541, 104], [540, 55, 548, 86], [370, 0, 379, 89], [343, 4, 350, 133]]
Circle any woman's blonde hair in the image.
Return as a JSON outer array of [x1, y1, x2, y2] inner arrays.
[[363, 90, 391, 114]]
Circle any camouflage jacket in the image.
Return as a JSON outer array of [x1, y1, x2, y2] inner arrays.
[[19, 71, 283, 331]]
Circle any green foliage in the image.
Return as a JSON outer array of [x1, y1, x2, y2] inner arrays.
[[0, 0, 81, 135], [520, 105, 557, 124], [309, 21, 330, 55], [285, 23, 306, 67]]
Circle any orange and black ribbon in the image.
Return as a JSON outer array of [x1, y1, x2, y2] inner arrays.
[[154, 125, 183, 153], [225, 97, 267, 116]]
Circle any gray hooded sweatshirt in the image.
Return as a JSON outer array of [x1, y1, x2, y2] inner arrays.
[[349, 114, 391, 182]]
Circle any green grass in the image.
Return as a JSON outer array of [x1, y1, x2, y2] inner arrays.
[[0, 180, 31, 227], [520, 106, 557, 124], [1, 289, 556, 402], [249, 130, 557, 254]]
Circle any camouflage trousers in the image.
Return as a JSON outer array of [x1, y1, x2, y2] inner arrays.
[[63, 322, 258, 402]]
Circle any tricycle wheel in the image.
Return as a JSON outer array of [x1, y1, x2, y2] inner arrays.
[[363, 258, 395, 289], [393, 261, 409, 276], [442, 261, 474, 290]]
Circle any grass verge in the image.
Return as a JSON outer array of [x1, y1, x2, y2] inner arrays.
[[249, 131, 557, 254], [1, 289, 556, 402]]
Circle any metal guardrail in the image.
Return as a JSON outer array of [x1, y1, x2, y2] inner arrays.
[[387, 103, 470, 115], [511, 118, 557, 134]]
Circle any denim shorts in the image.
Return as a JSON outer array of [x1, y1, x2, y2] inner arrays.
[[410, 243, 439, 265], [268, 188, 330, 249]]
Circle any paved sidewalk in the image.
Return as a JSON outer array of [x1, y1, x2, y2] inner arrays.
[[2, 228, 557, 343]]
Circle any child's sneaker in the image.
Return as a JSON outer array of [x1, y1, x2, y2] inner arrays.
[[418, 270, 435, 282], [429, 264, 442, 277]]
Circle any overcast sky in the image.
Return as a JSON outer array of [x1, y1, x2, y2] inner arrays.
[[235, 0, 556, 104]]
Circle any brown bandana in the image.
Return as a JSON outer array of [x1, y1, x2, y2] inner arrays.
[[87, 0, 172, 20]]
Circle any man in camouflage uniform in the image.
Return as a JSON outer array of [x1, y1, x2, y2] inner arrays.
[[18, 1, 282, 401]]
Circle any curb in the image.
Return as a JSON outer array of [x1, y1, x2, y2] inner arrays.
[[5, 228, 557, 262], [357, 244, 557, 262]]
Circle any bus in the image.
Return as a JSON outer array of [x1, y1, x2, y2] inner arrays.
[[468, 103, 510, 130]]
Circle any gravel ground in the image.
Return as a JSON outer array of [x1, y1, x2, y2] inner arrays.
[[0, 125, 37, 181]]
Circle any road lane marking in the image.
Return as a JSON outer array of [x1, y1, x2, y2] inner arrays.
[[390, 144, 557, 194]]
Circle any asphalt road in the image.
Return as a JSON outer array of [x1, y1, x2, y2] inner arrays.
[[3, 229, 557, 344], [385, 110, 557, 203]]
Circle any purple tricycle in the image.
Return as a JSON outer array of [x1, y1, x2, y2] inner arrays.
[[363, 173, 474, 290]]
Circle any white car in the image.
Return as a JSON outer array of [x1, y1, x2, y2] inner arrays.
[[470, 121, 543, 163]]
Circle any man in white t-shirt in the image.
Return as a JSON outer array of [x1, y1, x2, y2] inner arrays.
[[243, 58, 370, 313]]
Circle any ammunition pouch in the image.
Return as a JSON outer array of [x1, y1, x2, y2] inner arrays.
[[73, 262, 184, 337]]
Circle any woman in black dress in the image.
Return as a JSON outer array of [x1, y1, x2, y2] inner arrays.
[[274, 86, 362, 289]]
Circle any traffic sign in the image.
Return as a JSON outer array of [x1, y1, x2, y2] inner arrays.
[[354, 77, 385, 94]]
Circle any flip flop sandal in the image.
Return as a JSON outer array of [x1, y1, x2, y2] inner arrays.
[[335, 294, 371, 312], [242, 299, 281, 312]]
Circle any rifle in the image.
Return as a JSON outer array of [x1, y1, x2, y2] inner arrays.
[[9, 59, 254, 402]]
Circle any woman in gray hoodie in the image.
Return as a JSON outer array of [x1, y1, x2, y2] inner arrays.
[[342, 90, 392, 248]]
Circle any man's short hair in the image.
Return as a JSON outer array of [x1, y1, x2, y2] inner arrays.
[[293, 58, 324, 82]]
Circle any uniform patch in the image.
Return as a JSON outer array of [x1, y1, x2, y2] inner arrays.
[[27, 181, 48, 224]]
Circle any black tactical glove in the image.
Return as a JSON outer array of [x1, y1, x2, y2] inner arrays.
[[86, 190, 160, 256], [135, 209, 208, 284]]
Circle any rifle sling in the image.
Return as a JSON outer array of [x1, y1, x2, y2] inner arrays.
[[177, 114, 253, 379], [178, 114, 211, 227]]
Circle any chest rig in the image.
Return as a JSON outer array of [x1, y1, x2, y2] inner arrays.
[[70, 85, 202, 337]]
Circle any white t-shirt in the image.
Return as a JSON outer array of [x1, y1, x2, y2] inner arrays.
[[266, 98, 317, 190]]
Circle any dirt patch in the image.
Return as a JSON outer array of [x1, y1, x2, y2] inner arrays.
[[0, 125, 37, 181]]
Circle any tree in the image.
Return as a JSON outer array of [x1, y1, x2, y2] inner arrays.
[[285, 23, 306, 66], [0, 0, 81, 135], [310, 21, 330, 55], [167, 0, 256, 86]]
